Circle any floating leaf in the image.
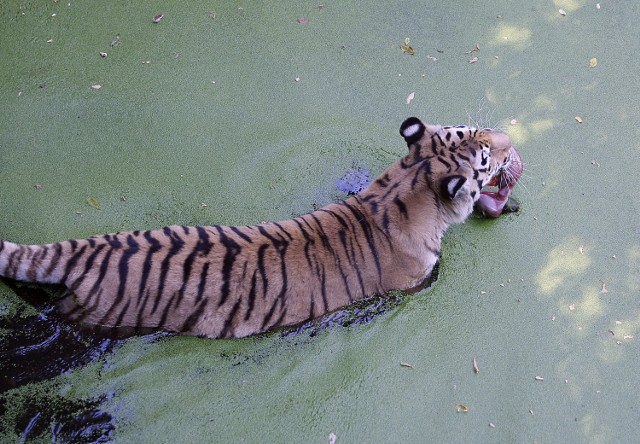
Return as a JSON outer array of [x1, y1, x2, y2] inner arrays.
[[87, 197, 101, 210], [456, 404, 469, 413], [406, 92, 415, 104], [465, 43, 480, 54], [589, 57, 598, 68], [400, 37, 415, 55], [297, 17, 309, 24]]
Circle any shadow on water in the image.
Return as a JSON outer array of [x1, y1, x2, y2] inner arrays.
[[0, 281, 117, 443]]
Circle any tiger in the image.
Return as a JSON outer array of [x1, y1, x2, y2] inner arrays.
[[0, 117, 522, 338]]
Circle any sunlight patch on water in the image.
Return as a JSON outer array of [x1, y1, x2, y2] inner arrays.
[[536, 238, 591, 296], [553, 0, 585, 13], [489, 23, 532, 50]]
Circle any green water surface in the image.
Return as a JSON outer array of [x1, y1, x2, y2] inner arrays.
[[2, 0, 640, 442]]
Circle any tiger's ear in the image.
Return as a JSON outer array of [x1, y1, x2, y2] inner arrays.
[[400, 117, 442, 148], [400, 117, 425, 145], [439, 175, 468, 200]]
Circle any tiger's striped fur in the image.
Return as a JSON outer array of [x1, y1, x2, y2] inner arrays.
[[0, 117, 519, 338]]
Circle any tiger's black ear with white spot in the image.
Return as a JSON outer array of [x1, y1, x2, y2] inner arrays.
[[440, 175, 468, 200], [400, 117, 425, 146]]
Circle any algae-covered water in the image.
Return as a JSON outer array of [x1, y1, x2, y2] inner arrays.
[[2, 0, 640, 442]]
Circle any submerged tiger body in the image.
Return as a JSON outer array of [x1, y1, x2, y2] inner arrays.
[[0, 117, 522, 338]]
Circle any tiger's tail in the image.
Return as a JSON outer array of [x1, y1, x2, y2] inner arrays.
[[0, 239, 72, 285]]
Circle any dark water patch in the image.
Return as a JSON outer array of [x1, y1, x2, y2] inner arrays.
[[0, 281, 116, 393], [0, 280, 118, 442], [336, 161, 370, 195], [0, 388, 115, 443]]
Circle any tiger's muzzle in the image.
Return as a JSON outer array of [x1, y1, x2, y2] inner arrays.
[[477, 146, 523, 217]]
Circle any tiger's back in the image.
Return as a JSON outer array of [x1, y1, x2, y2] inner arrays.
[[0, 117, 522, 338]]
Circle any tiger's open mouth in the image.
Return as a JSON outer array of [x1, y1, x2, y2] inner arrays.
[[477, 147, 523, 217]]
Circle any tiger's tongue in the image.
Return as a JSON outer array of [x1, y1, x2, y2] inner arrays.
[[477, 186, 511, 217], [477, 147, 522, 217]]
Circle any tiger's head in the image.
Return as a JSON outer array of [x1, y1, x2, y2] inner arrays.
[[399, 117, 522, 223]]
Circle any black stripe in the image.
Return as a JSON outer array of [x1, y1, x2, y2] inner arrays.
[[458, 153, 471, 163], [341, 200, 382, 279], [411, 160, 431, 189], [431, 136, 439, 155], [367, 199, 379, 215], [26, 246, 48, 281], [152, 227, 185, 314], [115, 234, 140, 302], [313, 218, 353, 302], [195, 262, 210, 303], [338, 229, 364, 300], [256, 244, 269, 297], [273, 222, 294, 241], [68, 244, 106, 292], [262, 298, 289, 332], [180, 297, 209, 333], [293, 218, 315, 269], [158, 291, 178, 328], [382, 210, 390, 232], [268, 306, 288, 331], [7, 246, 28, 279], [319, 264, 328, 313], [136, 288, 154, 327], [61, 245, 88, 284], [135, 231, 162, 323], [437, 156, 452, 171], [393, 195, 408, 218], [257, 226, 289, 328], [96, 234, 140, 324], [375, 173, 391, 187], [215, 226, 242, 308], [177, 226, 213, 304], [113, 299, 131, 328], [220, 298, 243, 338], [449, 152, 461, 168], [44, 242, 62, 276], [230, 226, 253, 243], [244, 270, 258, 321], [89, 248, 114, 297], [378, 181, 401, 202], [308, 213, 334, 254]]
